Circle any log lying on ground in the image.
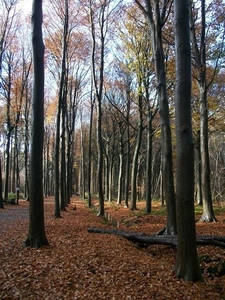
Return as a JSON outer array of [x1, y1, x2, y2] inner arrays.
[[87, 228, 225, 248]]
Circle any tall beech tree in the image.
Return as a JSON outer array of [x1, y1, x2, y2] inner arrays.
[[135, 0, 176, 234], [0, 158, 4, 208], [88, 0, 107, 216], [24, 0, 48, 248], [53, 0, 69, 216], [174, 0, 202, 281], [190, 0, 225, 222]]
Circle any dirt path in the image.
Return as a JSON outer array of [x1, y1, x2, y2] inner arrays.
[[0, 198, 225, 299], [0, 202, 28, 221]]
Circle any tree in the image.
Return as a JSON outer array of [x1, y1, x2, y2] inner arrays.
[[174, 0, 202, 281], [87, 83, 94, 207], [0, 157, 4, 208], [135, 0, 176, 234], [24, 0, 48, 248], [88, 0, 108, 216], [53, 0, 69, 215], [0, 0, 21, 200], [190, 0, 225, 222]]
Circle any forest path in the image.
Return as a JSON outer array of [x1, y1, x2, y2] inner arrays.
[[0, 197, 225, 299]]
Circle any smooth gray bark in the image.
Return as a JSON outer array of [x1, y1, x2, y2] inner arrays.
[[190, 0, 216, 222], [174, 0, 202, 281], [136, 0, 176, 234]]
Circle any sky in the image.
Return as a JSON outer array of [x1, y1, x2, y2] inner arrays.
[[17, 0, 32, 16]]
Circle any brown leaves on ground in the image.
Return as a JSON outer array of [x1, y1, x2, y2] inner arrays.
[[0, 197, 225, 299]]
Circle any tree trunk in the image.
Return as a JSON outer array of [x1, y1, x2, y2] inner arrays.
[[54, 98, 61, 217], [146, 108, 153, 213], [80, 119, 86, 199], [190, 0, 216, 222], [4, 131, 12, 200], [117, 153, 123, 205], [87, 94, 94, 207], [88, 228, 225, 248], [124, 100, 131, 209], [96, 101, 104, 216], [24, 0, 48, 248], [139, 0, 176, 234], [130, 95, 143, 210], [60, 98, 67, 210], [174, 0, 202, 281], [104, 142, 110, 201], [54, 0, 69, 216], [195, 131, 202, 205], [89, 2, 107, 216], [198, 86, 216, 221], [108, 162, 113, 202], [0, 158, 4, 209], [24, 82, 31, 200]]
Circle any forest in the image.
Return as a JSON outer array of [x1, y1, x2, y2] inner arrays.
[[0, 0, 225, 288]]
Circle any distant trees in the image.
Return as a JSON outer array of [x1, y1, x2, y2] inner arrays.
[[190, 0, 225, 222], [135, 0, 176, 234], [0, 158, 4, 208], [0, 0, 225, 262], [0, 0, 32, 201]]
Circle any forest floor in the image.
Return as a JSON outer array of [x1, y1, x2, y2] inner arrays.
[[1, 197, 225, 299]]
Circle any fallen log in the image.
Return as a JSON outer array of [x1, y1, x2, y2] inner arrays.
[[87, 228, 225, 248]]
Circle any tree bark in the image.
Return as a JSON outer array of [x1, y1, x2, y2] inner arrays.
[[88, 228, 225, 248], [130, 95, 143, 210], [24, 0, 48, 248], [124, 86, 131, 208], [190, 0, 216, 222], [0, 158, 4, 209], [54, 0, 69, 216], [146, 107, 153, 213], [89, 1, 107, 216], [117, 153, 124, 205], [194, 131, 202, 205], [136, 0, 176, 234], [174, 0, 202, 281], [87, 89, 94, 207]]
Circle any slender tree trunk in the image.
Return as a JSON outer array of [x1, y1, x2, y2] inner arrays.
[[108, 162, 113, 202], [124, 101, 131, 208], [146, 109, 153, 213], [25, 0, 48, 248], [104, 143, 109, 201], [60, 99, 67, 210], [96, 100, 104, 215], [80, 120, 86, 199], [195, 131, 202, 205], [174, 0, 202, 281], [87, 98, 94, 207], [190, 0, 216, 222], [130, 95, 143, 210], [54, 102, 61, 217], [198, 86, 216, 221], [24, 82, 30, 200], [4, 131, 12, 200], [89, 1, 106, 216], [139, 0, 176, 234], [54, 0, 68, 216], [0, 158, 4, 209], [117, 153, 123, 205], [66, 133, 72, 202]]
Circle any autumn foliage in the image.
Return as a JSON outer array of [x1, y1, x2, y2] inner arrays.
[[1, 198, 225, 299]]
